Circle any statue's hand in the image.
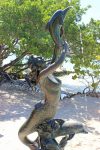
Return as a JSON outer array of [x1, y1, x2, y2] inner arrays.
[[29, 143, 38, 150]]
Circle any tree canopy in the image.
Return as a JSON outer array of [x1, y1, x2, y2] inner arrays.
[[0, 0, 88, 65], [0, 0, 100, 91]]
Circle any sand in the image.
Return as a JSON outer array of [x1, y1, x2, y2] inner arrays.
[[0, 83, 100, 150]]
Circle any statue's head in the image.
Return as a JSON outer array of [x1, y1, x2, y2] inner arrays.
[[27, 55, 46, 83], [28, 55, 46, 69]]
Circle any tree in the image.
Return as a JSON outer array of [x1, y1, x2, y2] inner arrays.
[[0, 0, 88, 72], [1, 0, 99, 93], [71, 19, 100, 93]]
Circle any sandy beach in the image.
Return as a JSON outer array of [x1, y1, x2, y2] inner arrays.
[[0, 77, 100, 150]]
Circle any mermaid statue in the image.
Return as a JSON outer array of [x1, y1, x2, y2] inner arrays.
[[18, 7, 88, 150]]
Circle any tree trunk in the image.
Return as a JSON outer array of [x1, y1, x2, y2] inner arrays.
[[1, 51, 31, 71]]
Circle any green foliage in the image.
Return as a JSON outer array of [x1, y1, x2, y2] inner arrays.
[[1, 0, 99, 92], [1, 0, 46, 54], [0, 0, 86, 58], [71, 19, 100, 92]]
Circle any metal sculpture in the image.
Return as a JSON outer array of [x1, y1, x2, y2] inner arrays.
[[18, 7, 88, 150]]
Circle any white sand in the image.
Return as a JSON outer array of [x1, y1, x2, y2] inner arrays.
[[0, 78, 100, 150]]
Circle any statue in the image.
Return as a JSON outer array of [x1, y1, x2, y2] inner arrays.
[[46, 6, 72, 63], [26, 55, 47, 87], [18, 7, 88, 150]]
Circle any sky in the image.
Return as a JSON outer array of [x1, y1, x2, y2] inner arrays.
[[80, 0, 100, 24]]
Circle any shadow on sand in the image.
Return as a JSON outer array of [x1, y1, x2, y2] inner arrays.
[[56, 95, 100, 121], [0, 88, 43, 121], [0, 88, 100, 125]]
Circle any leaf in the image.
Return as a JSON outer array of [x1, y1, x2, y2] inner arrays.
[[91, 82, 98, 88], [72, 75, 77, 80]]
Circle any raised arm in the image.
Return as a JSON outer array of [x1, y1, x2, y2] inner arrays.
[[38, 41, 69, 81]]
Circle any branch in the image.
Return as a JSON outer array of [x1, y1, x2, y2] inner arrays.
[[15, 66, 29, 74], [2, 51, 31, 71], [13, 63, 27, 67]]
